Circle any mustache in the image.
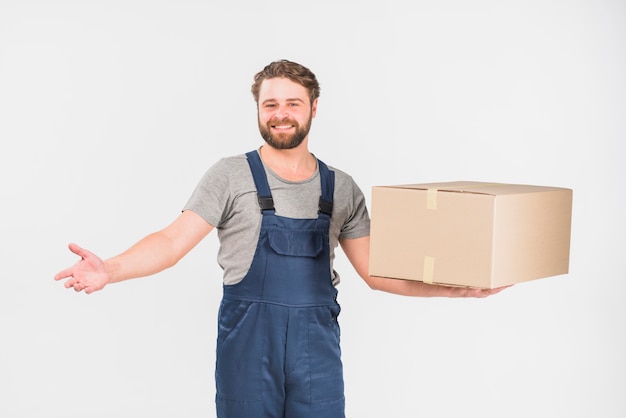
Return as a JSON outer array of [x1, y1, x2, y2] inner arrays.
[[268, 117, 298, 125]]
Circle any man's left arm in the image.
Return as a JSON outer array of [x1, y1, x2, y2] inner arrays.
[[339, 236, 508, 298]]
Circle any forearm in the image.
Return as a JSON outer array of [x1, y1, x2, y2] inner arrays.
[[104, 231, 180, 284], [364, 275, 478, 298]]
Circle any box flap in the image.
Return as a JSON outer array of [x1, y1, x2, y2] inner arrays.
[[377, 181, 570, 196]]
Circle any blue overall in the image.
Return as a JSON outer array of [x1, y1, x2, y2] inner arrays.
[[215, 151, 345, 418]]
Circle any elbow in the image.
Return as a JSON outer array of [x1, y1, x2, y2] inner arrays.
[[164, 258, 179, 270], [363, 275, 386, 292], [366, 279, 380, 291], [165, 249, 186, 270]]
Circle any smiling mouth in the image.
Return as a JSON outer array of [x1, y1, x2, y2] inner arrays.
[[272, 124, 294, 130]]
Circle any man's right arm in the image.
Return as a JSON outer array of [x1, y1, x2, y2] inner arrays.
[[54, 210, 214, 294]]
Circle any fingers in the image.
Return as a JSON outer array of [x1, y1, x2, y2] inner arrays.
[[54, 267, 75, 281], [64, 277, 78, 289], [68, 242, 94, 260], [480, 285, 511, 297], [62, 276, 86, 292], [458, 286, 502, 298], [470, 288, 490, 298], [54, 243, 86, 290], [475, 285, 512, 298], [55, 243, 89, 280], [55, 266, 81, 291]]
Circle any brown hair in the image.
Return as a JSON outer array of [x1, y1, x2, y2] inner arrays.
[[251, 60, 321, 104]]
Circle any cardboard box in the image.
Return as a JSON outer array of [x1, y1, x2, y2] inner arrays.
[[369, 181, 572, 289]]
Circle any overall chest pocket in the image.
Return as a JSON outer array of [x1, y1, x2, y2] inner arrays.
[[267, 227, 324, 258]]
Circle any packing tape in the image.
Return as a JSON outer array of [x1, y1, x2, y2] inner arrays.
[[426, 183, 503, 210], [423, 256, 435, 284], [426, 188, 438, 210]]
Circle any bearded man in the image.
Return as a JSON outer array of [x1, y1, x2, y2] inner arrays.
[[55, 60, 504, 418]]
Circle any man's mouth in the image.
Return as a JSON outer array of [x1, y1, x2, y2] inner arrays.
[[272, 124, 295, 130]]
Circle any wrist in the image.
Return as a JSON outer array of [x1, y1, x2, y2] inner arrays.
[[103, 258, 120, 284]]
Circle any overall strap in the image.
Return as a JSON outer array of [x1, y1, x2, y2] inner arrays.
[[245, 150, 275, 214], [245, 150, 335, 218], [317, 159, 334, 218]]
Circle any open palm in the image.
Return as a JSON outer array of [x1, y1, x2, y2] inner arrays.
[[54, 243, 109, 294]]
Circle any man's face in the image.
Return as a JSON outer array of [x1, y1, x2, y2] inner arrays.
[[257, 77, 317, 150]]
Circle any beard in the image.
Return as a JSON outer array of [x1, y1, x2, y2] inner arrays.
[[258, 115, 312, 150]]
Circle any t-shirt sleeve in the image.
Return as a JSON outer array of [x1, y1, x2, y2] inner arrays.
[[338, 176, 370, 240], [183, 158, 233, 228]]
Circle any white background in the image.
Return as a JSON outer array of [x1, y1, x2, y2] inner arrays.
[[1, 1, 624, 417]]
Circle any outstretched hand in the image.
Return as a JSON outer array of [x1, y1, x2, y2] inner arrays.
[[54, 243, 110, 294]]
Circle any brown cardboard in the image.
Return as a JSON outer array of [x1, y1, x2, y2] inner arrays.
[[369, 181, 573, 289]]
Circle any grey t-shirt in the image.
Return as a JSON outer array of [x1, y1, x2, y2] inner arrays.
[[183, 151, 370, 285]]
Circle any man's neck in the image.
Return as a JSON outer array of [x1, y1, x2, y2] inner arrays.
[[259, 143, 317, 182]]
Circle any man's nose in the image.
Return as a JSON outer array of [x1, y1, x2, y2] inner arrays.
[[274, 105, 290, 119]]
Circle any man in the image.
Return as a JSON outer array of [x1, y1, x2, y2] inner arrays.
[[55, 60, 505, 417]]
